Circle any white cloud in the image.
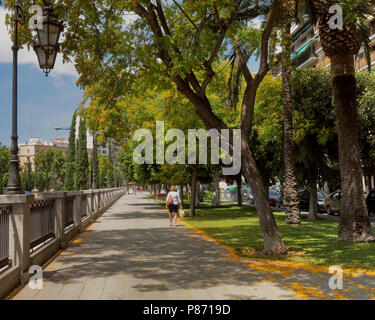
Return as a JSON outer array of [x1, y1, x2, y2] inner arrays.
[[123, 11, 139, 26], [249, 17, 263, 30], [0, 7, 78, 78]]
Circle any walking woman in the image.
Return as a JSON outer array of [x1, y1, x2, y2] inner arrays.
[[166, 186, 182, 227]]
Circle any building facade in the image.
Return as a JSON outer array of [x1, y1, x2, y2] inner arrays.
[[18, 138, 69, 172], [18, 137, 93, 172]]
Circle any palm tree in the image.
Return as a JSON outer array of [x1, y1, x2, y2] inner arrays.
[[230, 2, 302, 224], [302, 0, 375, 241], [281, 22, 301, 225], [279, 0, 303, 224]]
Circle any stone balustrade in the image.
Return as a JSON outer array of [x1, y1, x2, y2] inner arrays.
[[0, 187, 125, 299]]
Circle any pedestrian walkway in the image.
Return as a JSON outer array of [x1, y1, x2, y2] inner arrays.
[[11, 194, 375, 300]]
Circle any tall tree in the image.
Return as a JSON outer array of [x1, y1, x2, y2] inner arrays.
[[75, 116, 89, 190], [290, 68, 337, 219], [65, 112, 77, 190], [53, 151, 66, 190], [14, 0, 287, 254], [309, 0, 375, 241], [35, 148, 55, 191], [281, 23, 301, 224], [107, 141, 113, 188], [91, 132, 99, 189]]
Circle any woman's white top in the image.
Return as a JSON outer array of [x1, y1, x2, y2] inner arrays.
[[166, 191, 181, 205]]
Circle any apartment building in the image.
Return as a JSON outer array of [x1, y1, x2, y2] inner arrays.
[[18, 138, 69, 172], [272, 18, 375, 74], [18, 137, 94, 172]]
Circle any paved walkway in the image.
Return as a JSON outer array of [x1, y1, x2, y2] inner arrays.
[[11, 194, 375, 300]]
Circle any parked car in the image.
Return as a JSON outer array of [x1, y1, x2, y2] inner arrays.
[[317, 192, 326, 212], [276, 189, 325, 212], [325, 190, 368, 216], [270, 185, 281, 192], [269, 190, 280, 207], [366, 190, 375, 223], [324, 190, 341, 215], [299, 190, 326, 212]]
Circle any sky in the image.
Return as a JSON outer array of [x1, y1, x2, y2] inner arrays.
[[0, 6, 81, 147], [0, 6, 260, 147]]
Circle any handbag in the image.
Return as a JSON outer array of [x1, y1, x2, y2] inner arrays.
[[179, 209, 185, 218], [166, 194, 173, 206]]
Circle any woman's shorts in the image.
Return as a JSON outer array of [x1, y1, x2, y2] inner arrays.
[[168, 204, 179, 213]]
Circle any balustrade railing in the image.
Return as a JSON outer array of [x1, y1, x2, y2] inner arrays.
[[30, 199, 55, 251], [0, 206, 11, 269], [81, 194, 88, 220], [0, 187, 125, 299], [64, 197, 75, 228]]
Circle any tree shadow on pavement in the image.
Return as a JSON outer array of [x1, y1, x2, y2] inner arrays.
[[40, 198, 375, 300]]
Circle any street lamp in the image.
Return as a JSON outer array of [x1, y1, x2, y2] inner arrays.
[[33, 4, 64, 76], [5, 0, 64, 194]]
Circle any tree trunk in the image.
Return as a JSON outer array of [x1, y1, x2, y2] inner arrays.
[[241, 140, 287, 255], [237, 174, 242, 207], [308, 170, 318, 220], [281, 23, 301, 225], [331, 53, 375, 241], [190, 166, 198, 217]]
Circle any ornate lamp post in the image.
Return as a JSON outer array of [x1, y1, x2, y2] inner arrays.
[[5, 0, 64, 194], [33, 3, 64, 76]]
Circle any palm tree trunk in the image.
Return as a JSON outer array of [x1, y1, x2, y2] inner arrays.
[[281, 23, 301, 225], [331, 52, 375, 241]]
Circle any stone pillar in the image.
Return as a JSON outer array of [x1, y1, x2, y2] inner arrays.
[[53, 192, 65, 244], [3, 195, 33, 275], [85, 190, 94, 222], [40, 191, 66, 248], [73, 191, 82, 227], [97, 190, 101, 209]]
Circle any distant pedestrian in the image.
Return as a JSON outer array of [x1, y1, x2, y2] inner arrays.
[[166, 185, 182, 228]]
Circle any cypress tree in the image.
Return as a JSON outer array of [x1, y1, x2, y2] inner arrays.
[[91, 132, 99, 189], [107, 141, 113, 188], [64, 112, 77, 190], [74, 116, 89, 190]]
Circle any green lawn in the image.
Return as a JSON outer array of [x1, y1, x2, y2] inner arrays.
[[166, 201, 375, 270]]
